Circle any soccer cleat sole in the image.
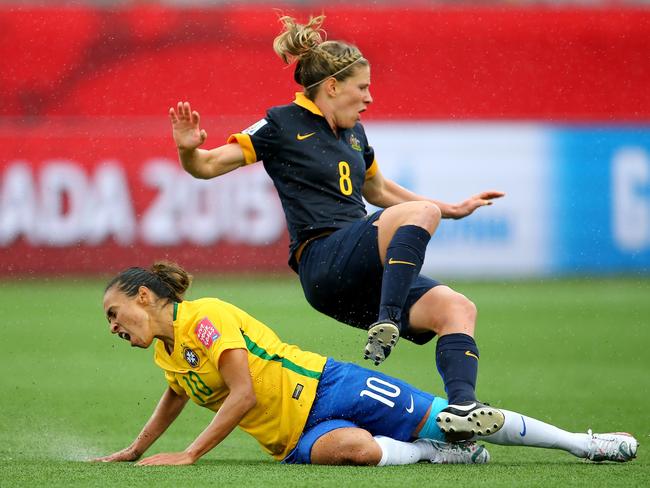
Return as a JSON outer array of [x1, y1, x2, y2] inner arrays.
[[436, 406, 505, 441], [363, 322, 399, 366]]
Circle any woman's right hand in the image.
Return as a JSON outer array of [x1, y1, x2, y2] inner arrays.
[[169, 101, 208, 152], [89, 446, 141, 463]]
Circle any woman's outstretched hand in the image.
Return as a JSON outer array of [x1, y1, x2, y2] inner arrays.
[[452, 190, 506, 219], [169, 101, 208, 152]]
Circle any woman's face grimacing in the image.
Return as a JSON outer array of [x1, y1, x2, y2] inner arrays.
[[103, 286, 154, 349], [330, 64, 373, 129]]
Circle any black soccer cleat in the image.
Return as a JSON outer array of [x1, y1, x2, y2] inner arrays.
[[436, 401, 505, 442], [363, 320, 400, 366]]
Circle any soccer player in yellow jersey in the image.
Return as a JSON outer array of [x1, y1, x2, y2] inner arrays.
[[93, 262, 638, 466]]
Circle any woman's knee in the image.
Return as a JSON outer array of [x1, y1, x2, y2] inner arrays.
[[338, 441, 381, 465], [380, 201, 441, 233], [311, 429, 381, 465], [405, 201, 441, 232], [454, 293, 477, 324], [410, 287, 477, 335], [439, 292, 477, 335]]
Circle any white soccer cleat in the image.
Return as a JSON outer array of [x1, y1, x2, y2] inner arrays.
[[364, 321, 399, 366], [415, 439, 490, 464], [436, 401, 505, 442], [585, 430, 638, 462]]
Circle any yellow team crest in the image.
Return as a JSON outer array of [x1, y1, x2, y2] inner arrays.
[[349, 134, 362, 151]]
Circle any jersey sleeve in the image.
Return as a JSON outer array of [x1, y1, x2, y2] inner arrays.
[[164, 371, 186, 395], [226, 113, 280, 165], [365, 154, 379, 180]]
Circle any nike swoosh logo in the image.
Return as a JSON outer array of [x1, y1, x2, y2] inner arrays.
[[465, 350, 479, 360], [519, 416, 527, 436], [388, 258, 416, 266], [296, 132, 315, 140], [405, 394, 414, 414], [450, 402, 477, 412]]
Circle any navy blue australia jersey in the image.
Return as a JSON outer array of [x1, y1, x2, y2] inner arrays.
[[228, 92, 379, 269]]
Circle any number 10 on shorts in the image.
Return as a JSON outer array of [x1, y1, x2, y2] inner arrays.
[[360, 377, 401, 408]]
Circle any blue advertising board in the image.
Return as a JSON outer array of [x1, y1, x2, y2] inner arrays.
[[551, 126, 650, 274]]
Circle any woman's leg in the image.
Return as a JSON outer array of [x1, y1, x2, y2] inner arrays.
[[472, 409, 637, 462], [364, 201, 441, 364], [374, 202, 441, 327], [409, 286, 480, 407], [408, 286, 503, 439], [421, 401, 638, 462], [370, 202, 487, 426], [310, 427, 488, 465]]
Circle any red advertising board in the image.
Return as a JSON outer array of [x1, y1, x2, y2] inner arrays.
[[2, 6, 648, 120], [0, 117, 288, 274]]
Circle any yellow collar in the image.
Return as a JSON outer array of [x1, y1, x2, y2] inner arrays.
[[293, 92, 324, 117]]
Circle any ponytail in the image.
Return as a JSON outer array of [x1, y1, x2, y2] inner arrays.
[[105, 261, 192, 303], [273, 14, 368, 98]]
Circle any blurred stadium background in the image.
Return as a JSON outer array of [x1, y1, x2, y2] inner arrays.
[[1, 0, 649, 278]]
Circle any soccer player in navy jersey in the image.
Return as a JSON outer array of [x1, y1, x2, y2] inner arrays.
[[169, 14, 505, 439]]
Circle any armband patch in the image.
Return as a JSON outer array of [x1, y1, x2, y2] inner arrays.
[[195, 317, 220, 349], [242, 118, 268, 135]]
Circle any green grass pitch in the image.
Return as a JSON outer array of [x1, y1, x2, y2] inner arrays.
[[1, 275, 649, 487]]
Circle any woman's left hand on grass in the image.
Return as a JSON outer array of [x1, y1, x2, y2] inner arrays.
[[136, 451, 196, 466]]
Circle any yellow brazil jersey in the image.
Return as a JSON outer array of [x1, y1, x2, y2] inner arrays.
[[153, 298, 327, 460]]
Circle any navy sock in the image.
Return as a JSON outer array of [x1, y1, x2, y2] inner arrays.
[[378, 225, 431, 327], [435, 333, 479, 404]]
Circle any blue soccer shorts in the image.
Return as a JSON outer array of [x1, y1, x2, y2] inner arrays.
[[297, 210, 441, 345], [282, 358, 448, 464]]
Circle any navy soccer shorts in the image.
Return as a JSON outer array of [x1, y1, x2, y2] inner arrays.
[[298, 210, 441, 344], [282, 358, 448, 464]]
